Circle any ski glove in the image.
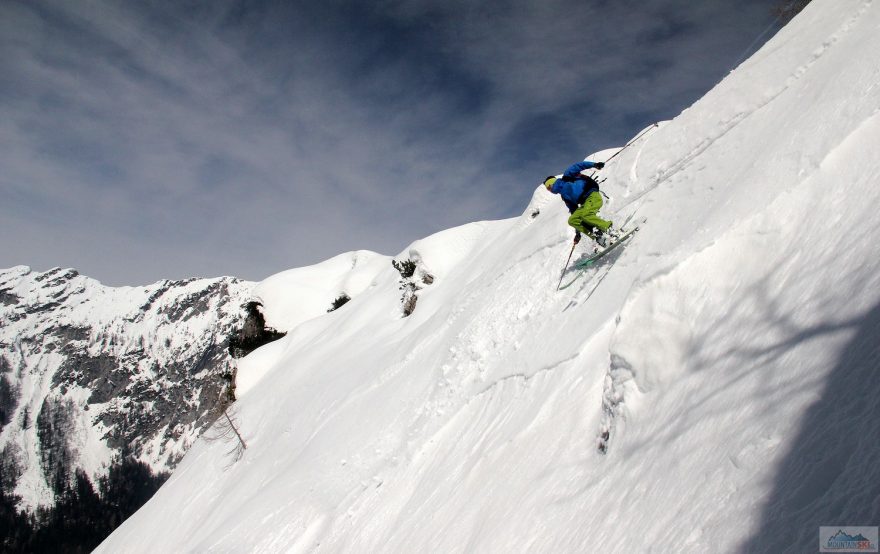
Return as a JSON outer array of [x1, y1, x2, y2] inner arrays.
[[593, 162, 605, 170], [573, 231, 581, 244]]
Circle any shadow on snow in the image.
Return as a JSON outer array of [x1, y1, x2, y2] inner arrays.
[[738, 298, 880, 553]]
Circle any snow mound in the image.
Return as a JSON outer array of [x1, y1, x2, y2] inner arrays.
[[254, 250, 387, 332]]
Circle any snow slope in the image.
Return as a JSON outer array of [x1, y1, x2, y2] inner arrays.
[[99, 0, 880, 552]]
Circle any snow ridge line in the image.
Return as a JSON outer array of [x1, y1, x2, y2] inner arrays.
[[469, 352, 581, 401], [626, 126, 651, 187], [515, 188, 553, 230], [616, 0, 873, 215], [414, 351, 581, 443]]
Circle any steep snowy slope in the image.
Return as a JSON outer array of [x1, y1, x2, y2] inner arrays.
[[99, 0, 880, 552]]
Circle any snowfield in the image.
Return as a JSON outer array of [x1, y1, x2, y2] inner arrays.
[[98, 0, 880, 552]]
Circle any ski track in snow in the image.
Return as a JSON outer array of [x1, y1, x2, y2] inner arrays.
[[618, 0, 874, 217]]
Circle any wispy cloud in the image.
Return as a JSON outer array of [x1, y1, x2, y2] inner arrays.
[[0, 0, 779, 284]]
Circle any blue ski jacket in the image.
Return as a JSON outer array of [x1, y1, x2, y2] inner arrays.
[[549, 161, 602, 213]]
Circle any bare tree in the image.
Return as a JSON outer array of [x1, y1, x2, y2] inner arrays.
[[204, 406, 247, 465]]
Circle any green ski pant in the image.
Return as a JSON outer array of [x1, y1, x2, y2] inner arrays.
[[568, 191, 611, 235]]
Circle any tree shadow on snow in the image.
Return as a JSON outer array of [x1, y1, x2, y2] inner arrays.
[[615, 263, 855, 455], [601, 256, 880, 552], [737, 298, 880, 553]]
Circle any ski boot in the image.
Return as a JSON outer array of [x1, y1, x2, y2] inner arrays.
[[595, 224, 621, 249]]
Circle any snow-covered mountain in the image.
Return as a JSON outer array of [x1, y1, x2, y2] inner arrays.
[[0, 266, 251, 510], [99, 0, 879, 552]]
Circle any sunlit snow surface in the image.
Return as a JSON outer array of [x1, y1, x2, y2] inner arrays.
[[99, 1, 880, 552]]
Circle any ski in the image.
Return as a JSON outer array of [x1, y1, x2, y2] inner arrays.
[[558, 224, 641, 290], [573, 225, 639, 268]]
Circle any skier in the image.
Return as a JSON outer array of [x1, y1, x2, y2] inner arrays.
[[543, 160, 619, 248]]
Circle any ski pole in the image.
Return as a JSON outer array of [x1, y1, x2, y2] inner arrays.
[[556, 239, 577, 290], [603, 122, 659, 164]]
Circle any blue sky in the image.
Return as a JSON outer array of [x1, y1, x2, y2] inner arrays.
[[1, 0, 781, 285]]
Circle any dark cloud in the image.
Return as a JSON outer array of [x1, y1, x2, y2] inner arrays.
[[0, 0, 780, 285]]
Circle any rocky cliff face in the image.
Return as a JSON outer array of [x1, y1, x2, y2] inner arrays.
[[0, 265, 252, 511]]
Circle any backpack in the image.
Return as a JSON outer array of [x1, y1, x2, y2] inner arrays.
[[562, 173, 600, 204]]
